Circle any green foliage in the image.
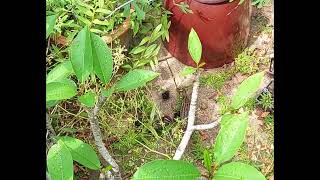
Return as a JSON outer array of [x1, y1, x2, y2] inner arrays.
[[46, 14, 57, 38], [243, 97, 257, 111], [203, 149, 213, 174], [132, 1, 145, 21], [258, 91, 274, 110], [180, 66, 197, 76], [70, 26, 113, 84], [46, 79, 77, 101], [264, 113, 274, 125], [231, 72, 264, 110], [132, 160, 200, 180], [214, 112, 249, 165], [235, 48, 259, 74], [200, 70, 233, 91], [175, 1, 193, 14], [47, 137, 102, 179], [188, 28, 202, 65], [252, 0, 271, 8], [216, 95, 230, 115], [46, 61, 74, 83], [213, 162, 266, 180], [70, 26, 94, 82], [78, 91, 96, 107], [59, 136, 101, 170], [47, 141, 73, 180], [114, 69, 159, 92]]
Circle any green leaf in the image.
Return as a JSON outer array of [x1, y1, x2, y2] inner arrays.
[[90, 28, 104, 34], [114, 69, 159, 92], [46, 100, 60, 108], [132, 160, 201, 180], [130, 46, 146, 54], [91, 33, 113, 84], [214, 112, 249, 165], [139, 37, 150, 46], [47, 142, 73, 180], [188, 28, 202, 65], [101, 86, 115, 97], [46, 15, 57, 38], [132, 2, 145, 20], [76, 0, 94, 10], [59, 136, 101, 170], [78, 91, 96, 107], [77, 6, 94, 17], [70, 26, 93, 82], [132, 20, 140, 36], [92, 19, 109, 26], [123, 4, 131, 17], [213, 162, 266, 180], [96, 8, 112, 14], [150, 24, 163, 43], [231, 72, 264, 110], [203, 149, 212, 173], [143, 44, 157, 58], [151, 45, 161, 57], [47, 61, 74, 83], [180, 66, 197, 76], [77, 15, 92, 26], [46, 79, 77, 101]]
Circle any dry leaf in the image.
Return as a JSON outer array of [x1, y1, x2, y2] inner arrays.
[[261, 111, 270, 118], [55, 35, 68, 46]]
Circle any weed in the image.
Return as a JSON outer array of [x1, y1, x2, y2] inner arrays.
[[262, 26, 273, 34], [191, 132, 205, 161], [216, 95, 230, 115], [243, 97, 257, 111], [235, 48, 259, 74], [264, 114, 274, 125], [258, 91, 274, 110], [200, 70, 233, 91]]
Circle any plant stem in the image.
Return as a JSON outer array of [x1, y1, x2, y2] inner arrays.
[[106, 0, 136, 19], [87, 95, 122, 180], [173, 72, 200, 160], [192, 117, 221, 130], [46, 113, 56, 152], [135, 140, 171, 159]]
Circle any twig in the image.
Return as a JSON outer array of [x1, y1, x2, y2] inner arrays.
[[173, 72, 200, 160], [192, 117, 221, 130], [46, 113, 56, 137], [135, 140, 171, 159], [87, 95, 122, 180], [46, 113, 56, 152], [106, 0, 136, 19]]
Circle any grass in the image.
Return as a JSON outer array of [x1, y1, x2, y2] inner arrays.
[[243, 97, 258, 111], [216, 95, 230, 115], [258, 91, 274, 110], [200, 70, 233, 91], [96, 87, 186, 175], [235, 48, 259, 74]]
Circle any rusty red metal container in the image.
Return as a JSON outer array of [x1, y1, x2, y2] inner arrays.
[[164, 0, 252, 69]]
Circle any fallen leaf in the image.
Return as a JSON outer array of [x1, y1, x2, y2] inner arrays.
[[261, 111, 270, 118], [55, 35, 68, 46]]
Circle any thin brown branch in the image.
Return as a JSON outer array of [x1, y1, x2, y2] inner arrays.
[[87, 95, 122, 180]]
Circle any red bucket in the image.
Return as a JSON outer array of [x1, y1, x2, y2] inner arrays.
[[164, 0, 252, 69]]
